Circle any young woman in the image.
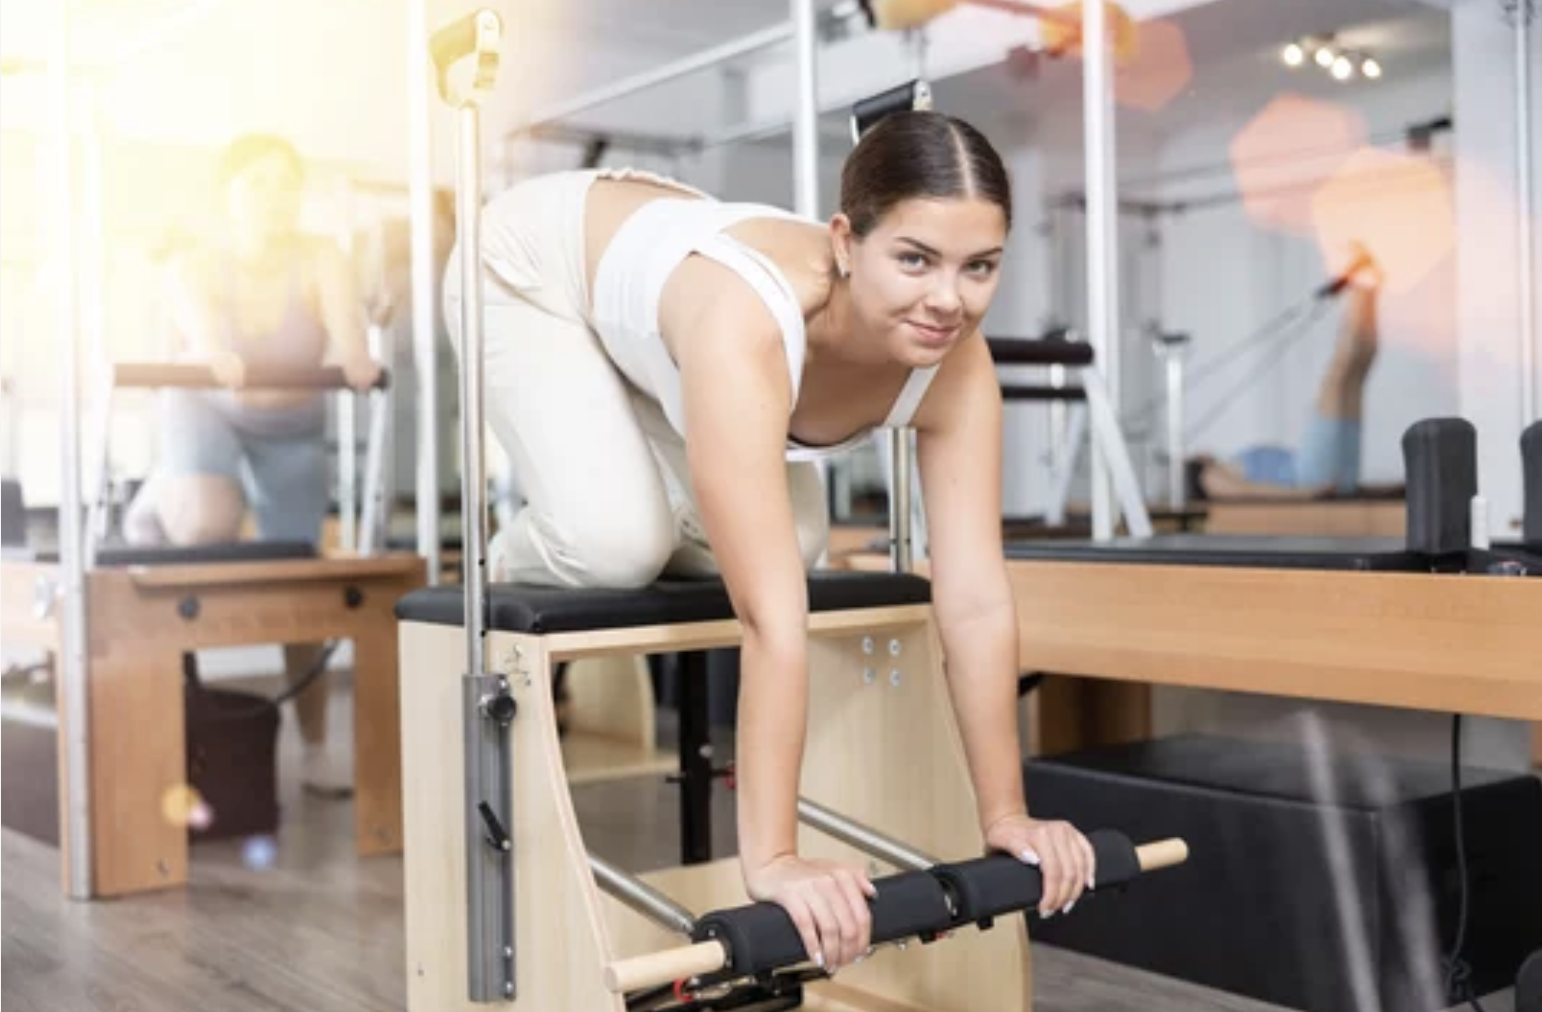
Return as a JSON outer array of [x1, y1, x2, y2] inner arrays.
[[1189, 255, 1386, 501], [444, 110, 1095, 971], [125, 134, 380, 795]]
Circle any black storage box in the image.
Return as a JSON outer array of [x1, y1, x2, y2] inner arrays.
[[1023, 733, 1542, 1012], [183, 684, 281, 841], [1, 678, 281, 845]]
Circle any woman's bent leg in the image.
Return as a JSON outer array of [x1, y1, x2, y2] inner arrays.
[[446, 292, 677, 589]]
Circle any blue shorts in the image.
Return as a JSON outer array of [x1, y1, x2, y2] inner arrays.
[[157, 389, 329, 544], [1234, 413, 1361, 495]]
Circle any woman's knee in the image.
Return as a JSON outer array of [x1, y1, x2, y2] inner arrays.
[[158, 476, 246, 545], [535, 507, 676, 589]]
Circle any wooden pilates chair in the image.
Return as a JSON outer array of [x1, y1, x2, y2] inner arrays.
[[0, 362, 424, 898], [395, 570, 1186, 1011]]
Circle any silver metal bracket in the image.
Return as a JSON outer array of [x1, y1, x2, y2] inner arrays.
[[464, 672, 516, 1001]]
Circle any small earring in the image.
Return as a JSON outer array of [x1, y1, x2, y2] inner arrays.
[[838, 262, 850, 279]]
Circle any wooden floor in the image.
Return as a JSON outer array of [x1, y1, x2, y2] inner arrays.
[[2, 678, 1515, 1012]]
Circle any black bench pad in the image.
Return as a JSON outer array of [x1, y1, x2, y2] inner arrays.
[[3, 540, 317, 566], [395, 571, 932, 633], [1004, 535, 1424, 572], [1005, 534, 1542, 574]]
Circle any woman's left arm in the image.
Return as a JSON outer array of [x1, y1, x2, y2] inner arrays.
[[313, 239, 381, 391], [912, 331, 1095, 917]]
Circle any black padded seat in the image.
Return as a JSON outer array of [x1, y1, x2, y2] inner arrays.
[[1200, 486, 1407, 505], [395, 571, 932, 633], [986, 336, 1095, 367], [387, 534, 463, 552], [4, 541, 317, 566], [1004, 534, 1424, 571], [1004, 534, 1542, 574]]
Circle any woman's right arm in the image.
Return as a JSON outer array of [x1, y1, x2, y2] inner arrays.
[[664, 267, 875, 973]]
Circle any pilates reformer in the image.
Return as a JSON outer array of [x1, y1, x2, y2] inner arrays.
[[397, 12, 1188, 1011], [849, 418, 1542, 1004], [851, 417, 1542, 748], [0, 362, 426, 898]]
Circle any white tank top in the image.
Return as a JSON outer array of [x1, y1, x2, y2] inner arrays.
[[589, 193, 938, 462]]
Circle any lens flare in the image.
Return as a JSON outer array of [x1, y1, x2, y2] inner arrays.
[[1310, 145, 1454, 297], [1230, 93, 1367, 236], [1113, 19, 1192, 113], [161, 783, 206, 828], [242, 835, 279, 871]]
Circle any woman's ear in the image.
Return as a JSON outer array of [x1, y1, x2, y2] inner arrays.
[[828, 213, 854, 276]]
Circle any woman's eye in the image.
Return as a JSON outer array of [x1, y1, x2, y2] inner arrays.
[[968, 260, 998, 277]]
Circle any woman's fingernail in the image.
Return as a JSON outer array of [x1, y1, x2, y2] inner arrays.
[[1089, 876, 1097, 891], [1019, 848, 1041, 866], [1040, 909, 1055, 919], [1063, 901, 1075, 915], [814, 951, 825, 968]]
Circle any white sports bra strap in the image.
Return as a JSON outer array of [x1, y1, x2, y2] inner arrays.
[[882, 365, 941, 429], [693, 232, 809, 396]]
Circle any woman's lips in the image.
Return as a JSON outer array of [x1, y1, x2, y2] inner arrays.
[[908, 321, 957, 345]]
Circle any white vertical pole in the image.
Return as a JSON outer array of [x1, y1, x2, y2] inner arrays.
[[408, 0, 442, 584], [52, 0, 94, 899], [1082, 0, 1120, 540], [791, 0, 820, 218], [1517, 1, 1537, 427]]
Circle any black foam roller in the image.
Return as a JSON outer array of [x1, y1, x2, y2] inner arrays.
[[1523, 421, 1541, 547], [1401, 417, 1478, 555], [929, 829, 1139, 925], [690, 869, 952, 976]]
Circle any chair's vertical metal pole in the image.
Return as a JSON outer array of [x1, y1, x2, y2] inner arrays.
[[51, 0, 94, 900], [889, 430, 913, 571], [457, 101, 487, 682], [434, 10, 513, 1002]]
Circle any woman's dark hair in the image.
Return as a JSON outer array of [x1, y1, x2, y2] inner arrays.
[[839, 110, 1011, 238], [217, 133, 304, 189]]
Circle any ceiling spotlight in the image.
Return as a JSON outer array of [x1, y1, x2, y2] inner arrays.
[[1315, 44, 1336, 68], [1332, 55, 1354, 80], [1282, 42, 1305, 67], [1361, 56, 1382, 79]]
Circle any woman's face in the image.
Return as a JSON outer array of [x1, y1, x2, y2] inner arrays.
[[226, 149, 303, 245], [840, 195, 1007, 368]]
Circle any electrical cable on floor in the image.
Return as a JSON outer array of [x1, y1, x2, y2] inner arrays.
[[185, 641, 343, 722], [1443, 713, 1488, 1012]]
